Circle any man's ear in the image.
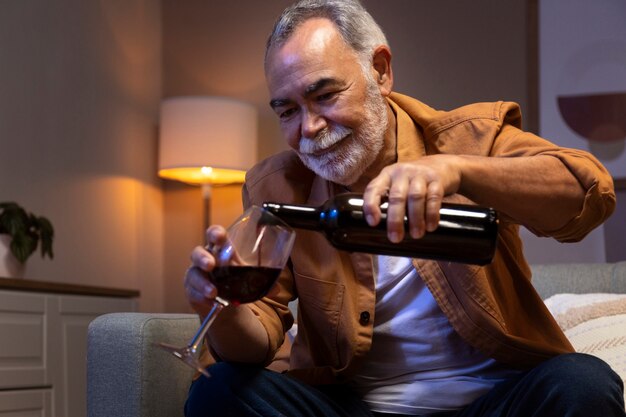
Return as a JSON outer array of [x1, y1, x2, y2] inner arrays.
[[371, 45, 393, 96]]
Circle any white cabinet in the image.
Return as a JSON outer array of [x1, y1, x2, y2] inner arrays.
[[0, 291, 46, 391], [0, 389, 52, 416], [0, 280, 138, 417]]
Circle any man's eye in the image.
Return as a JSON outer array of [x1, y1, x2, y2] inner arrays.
[[317, 92, 334, 101], [279, 108, 297, 119]]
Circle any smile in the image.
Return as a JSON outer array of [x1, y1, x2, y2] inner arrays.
[[307, 133, 351, 157]]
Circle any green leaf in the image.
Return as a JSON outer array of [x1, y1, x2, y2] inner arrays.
[[10, 231, 37, 264], [0, 203, 28, 235], [37, 216, 54, 259]]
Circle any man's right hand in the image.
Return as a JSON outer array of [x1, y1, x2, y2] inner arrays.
[[184, 225, 228, 317], [182, 224, 272, 363]]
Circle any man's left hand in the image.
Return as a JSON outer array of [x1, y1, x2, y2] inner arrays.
[[362, 154, 462, 242]]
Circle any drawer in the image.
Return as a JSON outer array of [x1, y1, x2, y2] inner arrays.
[[0, 291, 46, 389], [0, 388, 52, 416]]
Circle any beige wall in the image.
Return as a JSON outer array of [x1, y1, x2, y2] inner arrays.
[[364, 1, 530, 115], [0, 0, 164, 311]]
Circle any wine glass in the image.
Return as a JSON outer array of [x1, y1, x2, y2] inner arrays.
[[156, 205, 296, 377]]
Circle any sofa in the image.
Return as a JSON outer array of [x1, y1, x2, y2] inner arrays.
[[87, 262, 626, 417]]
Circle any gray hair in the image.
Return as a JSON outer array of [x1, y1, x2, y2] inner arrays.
[[265, 0, 388, 68]]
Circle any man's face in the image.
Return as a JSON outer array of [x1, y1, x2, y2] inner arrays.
[[265, 18, 389, 186]]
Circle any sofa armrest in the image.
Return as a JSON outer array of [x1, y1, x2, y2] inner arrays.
[[531, 261, 626, 299], [87, 313, 199, 417]]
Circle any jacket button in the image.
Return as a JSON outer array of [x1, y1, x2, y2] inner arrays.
[[359, 311, 370, 325]]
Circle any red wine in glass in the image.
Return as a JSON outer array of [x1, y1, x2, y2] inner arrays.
[[210, 266, 282, 307]]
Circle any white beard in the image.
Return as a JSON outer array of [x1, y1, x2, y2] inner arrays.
[[296, 77, 389, 186]]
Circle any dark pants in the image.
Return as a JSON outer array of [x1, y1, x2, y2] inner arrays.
[[185, 353, 625, 417]]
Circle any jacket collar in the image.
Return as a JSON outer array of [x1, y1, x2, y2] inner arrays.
[[387, 94, 427, 162]]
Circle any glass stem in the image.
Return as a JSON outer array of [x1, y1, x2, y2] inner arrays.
[[189, 297, 229, 353]]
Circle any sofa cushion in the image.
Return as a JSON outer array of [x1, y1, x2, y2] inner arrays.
[[545, 293, 626, 403]]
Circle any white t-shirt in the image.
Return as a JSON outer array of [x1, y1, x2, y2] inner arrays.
[[352, 256, 520, 415]]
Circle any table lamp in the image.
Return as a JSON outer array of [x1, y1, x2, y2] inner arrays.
[[158, 96, 257, 231]]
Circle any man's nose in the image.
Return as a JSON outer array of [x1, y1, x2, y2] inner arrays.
[[300, 109, 327, 139]]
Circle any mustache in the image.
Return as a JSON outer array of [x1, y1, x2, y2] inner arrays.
[[299, 125, 352, 155]]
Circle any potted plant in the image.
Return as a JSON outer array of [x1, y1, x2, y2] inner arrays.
[[0, 202, 54, 266]]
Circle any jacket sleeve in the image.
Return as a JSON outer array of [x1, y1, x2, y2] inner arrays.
[[491, 105, 616, 242]]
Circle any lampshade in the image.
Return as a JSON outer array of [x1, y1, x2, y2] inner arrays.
[[158, 96, 257, 185]]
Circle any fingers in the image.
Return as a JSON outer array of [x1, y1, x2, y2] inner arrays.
[[184, 262, 217, 314], [363, 171, 391, 227], [205, 225, 229, 253], [364, 159, 451, 243], [185, 264, 216, 300], [425, 181, 443, 233], [190, 245, 215, 271], [204, 225, 247, 266], [406, 177, 427, 239], [387, 173, 442, 242], [385, 176, 410, 243], [185, 224, 229, 315]]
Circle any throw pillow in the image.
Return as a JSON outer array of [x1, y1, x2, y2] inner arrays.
[[544, 293, 626, 403]]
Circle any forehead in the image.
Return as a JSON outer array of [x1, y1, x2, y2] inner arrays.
[[265, 18, 361, 93]]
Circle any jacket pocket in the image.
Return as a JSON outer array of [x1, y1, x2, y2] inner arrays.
[[291, 271, 345, 368]]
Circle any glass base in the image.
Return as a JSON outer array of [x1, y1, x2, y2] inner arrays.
[[155, 342, 210, 378]]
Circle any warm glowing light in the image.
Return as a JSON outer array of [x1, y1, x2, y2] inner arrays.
[[158, 166, 246, 185]]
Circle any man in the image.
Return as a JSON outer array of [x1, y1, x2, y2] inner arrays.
[[184, 1, 623, 416]]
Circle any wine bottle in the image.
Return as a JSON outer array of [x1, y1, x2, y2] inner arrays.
[[262, 193, 498, 265]]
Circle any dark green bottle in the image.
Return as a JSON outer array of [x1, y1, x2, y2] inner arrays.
[[262, 192, 498, 265]]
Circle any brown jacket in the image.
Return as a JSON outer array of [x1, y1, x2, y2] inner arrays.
[[241, 92, 616, 384]]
